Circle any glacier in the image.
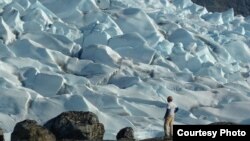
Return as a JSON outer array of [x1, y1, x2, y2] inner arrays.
[[0, 0, 250, 140]]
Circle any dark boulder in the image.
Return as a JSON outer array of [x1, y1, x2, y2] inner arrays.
[[209, 122, 237, 125], [11, 119, 56, 141], [44, 111, 105, 140], [140, 137, 171, 141], [116, 127, 135, 141], [0, 128, 4, 141]]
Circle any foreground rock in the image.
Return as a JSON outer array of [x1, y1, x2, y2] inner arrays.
[[11, 120, 56, 141], [192, 0, 250, 16], [116, 127, 135, 141], [141, 137, 171, 141], [0, 128, 4, 141], [44, 111, 105, 140], [209, 122, 237, 125]]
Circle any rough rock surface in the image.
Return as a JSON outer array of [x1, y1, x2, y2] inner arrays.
[[0, 128, 4, 141], [11, 120, 56, 141], [44, 111, 105, 140], [141, 137, 171, 141], [209, 122, 237, 125], [116, 127, 135, 141]]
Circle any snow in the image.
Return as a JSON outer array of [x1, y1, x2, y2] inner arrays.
[[169, 28, 195, 48], [83, 31, 110, 47], [114, 7, 163, 47], [0, 0, 250, 140], [0, 17, 15, 44], [172, 0, 193, 9], [80, 44, 121, 67], [108, 33, 156, 64], [23, 72, 65, 97], [202, 12, 224, 25]]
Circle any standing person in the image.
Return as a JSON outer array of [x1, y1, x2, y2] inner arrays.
[[164, 96, 178, 139]]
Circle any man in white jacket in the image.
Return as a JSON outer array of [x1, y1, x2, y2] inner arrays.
[[164, 96, 178, 139]]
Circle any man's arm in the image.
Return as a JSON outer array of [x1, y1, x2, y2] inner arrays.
[[164, 108, 170, 119], [174, 107, 179, 113]]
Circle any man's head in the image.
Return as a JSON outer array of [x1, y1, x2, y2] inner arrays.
[[167, 96, 173, 102]]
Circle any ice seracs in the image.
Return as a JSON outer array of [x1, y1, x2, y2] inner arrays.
[[0, 17, 15, 44], [108, 33, 156, 64], [80, 44, 121, 67]]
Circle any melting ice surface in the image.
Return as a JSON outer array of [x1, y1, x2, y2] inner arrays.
[[0, 0, 250, 140]]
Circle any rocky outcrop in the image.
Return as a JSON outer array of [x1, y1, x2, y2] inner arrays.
[[209, 122, 237, 125], [0, 128, 4, 141], [141, 137, 171, 141], [116, 127, 135, 141], [9, 112, 175, 141], [11, 120, 56, 141], [192, 0, 250, 16], [44, 111, 105, 140]]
